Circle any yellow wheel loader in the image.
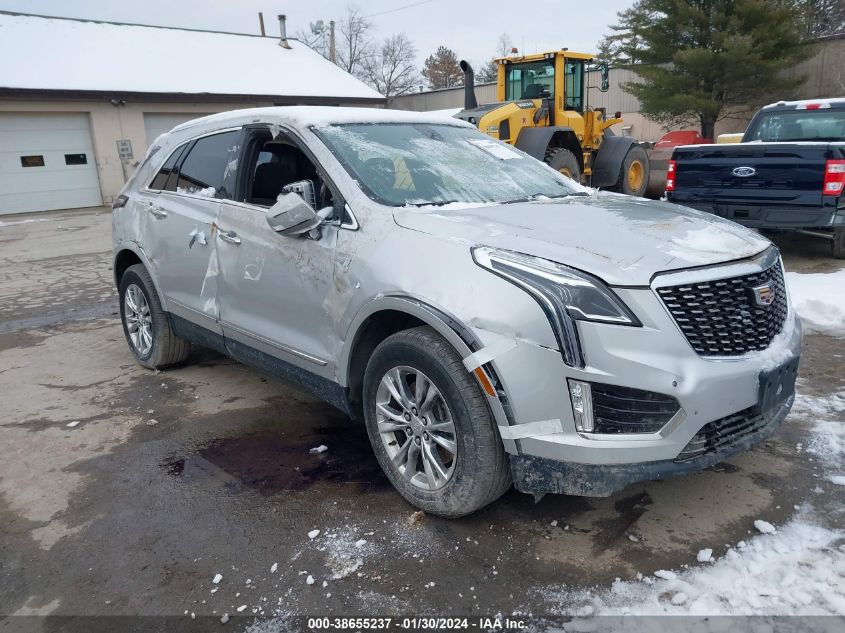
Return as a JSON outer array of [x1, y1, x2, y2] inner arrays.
[[456, 51, 650, 196]]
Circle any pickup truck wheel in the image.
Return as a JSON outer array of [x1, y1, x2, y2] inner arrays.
[[119, 264, 191, 369], [545, 147, 581, 182], [612, 145, 650, 197], [362, 326, 511, 517], [833, 228, 845, 259]]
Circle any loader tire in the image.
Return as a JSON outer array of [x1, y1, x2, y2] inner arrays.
[[545, 147, 581, 183], [611, 145, 650, 197]]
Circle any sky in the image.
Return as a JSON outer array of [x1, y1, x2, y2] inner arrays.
[[0, 0, 632, 79]]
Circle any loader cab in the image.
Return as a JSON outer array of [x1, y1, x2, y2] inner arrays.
[[497, 51, 590, 116]]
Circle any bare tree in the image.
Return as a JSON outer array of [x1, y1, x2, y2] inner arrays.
[[295, 20, 330, 59], [335, 6, 374, 74], [495, 33, 513, 57], [361, 34, 419, 103], [476, 33, 513, 83]]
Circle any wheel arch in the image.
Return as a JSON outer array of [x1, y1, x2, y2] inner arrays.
[[591, 134, 638, 188], [113, 243, 168, 311], [340, 296, 478, 419], [514, 126, 582, 170]]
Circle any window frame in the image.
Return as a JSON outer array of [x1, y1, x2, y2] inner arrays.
[[225, 123, 355, 230], [143, 127, 243, 200]]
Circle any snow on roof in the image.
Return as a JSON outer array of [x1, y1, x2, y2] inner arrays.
[[762, 97, 845, 109], [0, 12, 383, 101], [169, 106, 473, 135]]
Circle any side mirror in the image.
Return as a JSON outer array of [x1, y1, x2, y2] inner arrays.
[[600, 62, 610, 92], [266, 192, 321, 236]]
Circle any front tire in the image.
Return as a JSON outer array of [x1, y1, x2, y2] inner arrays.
[[611, 145, 650, 197], [119, 264, 191, 369], [362, 326, 511, 517], [545, 147, 581, 182]]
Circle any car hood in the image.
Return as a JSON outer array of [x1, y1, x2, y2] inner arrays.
[[392, 193, 771, 286]]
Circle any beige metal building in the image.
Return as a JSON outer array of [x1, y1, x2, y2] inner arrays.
[[0, 12, 384, 215]]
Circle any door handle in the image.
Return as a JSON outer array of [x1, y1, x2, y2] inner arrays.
[[147, 203, 167, 219], [217, 230, 241, 245]]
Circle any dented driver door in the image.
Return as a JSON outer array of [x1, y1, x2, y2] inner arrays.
[[215, 200, 340, 380]]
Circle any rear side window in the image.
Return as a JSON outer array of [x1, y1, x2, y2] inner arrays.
[[149, 145, 185, 191], [175, 131, 240, 199]]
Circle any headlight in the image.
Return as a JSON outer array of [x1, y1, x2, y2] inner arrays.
[[472, 247, 640, 367]]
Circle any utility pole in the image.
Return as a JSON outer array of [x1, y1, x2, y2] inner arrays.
[[329, 20, 336, 63]]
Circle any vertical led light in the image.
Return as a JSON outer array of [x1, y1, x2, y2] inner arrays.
[[568, 379, 594, 433]]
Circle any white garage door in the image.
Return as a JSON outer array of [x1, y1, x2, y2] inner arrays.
[[0, 113, 103, 215], [144, 113, 204, 147]]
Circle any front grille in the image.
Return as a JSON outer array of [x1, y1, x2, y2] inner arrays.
[[674, 406, 772, 463], [590, 384, 680, 434], [656, 261, 788, 356]]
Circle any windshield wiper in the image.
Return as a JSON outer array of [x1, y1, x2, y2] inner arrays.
[[408, 200, 461, 207]]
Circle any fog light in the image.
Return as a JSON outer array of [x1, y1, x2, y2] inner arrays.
[[568, 379, 594, 433]]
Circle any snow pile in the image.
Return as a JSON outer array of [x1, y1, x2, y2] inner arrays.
[[536, 388, 845, 617], [785, 268, 845, 337], [538, 511, 844, 616]]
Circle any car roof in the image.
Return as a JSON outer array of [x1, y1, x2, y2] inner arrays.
[[168, 106, 473, 139], [761, 97, 845, 111]]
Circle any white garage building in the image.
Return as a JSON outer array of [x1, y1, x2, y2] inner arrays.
[[0, 11, 384, 215]]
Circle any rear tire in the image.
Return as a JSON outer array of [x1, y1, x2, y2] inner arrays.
[[833, 228, 845, 259], [362, 326, 511, 517], [611, 145, 650, 197], [545, 147, 581, 183], [119, 264, 191, 369]]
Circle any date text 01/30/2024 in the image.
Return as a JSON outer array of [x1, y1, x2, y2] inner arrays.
[[306, 616, 527, 630]]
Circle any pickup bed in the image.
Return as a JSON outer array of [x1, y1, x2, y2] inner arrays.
[[666, 98, 845, 258]]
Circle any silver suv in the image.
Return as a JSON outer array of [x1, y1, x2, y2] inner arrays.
[[113, 107, 802, 517]]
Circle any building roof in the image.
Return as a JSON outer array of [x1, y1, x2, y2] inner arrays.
[[0, 12, 384, 102]]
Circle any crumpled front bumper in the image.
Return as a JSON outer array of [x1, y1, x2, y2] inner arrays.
[[509, 396, 794, 497]]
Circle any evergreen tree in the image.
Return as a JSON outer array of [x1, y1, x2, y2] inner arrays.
[[607, 0, 810, 138]]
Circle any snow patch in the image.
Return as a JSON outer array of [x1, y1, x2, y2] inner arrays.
[[665, 224, 769, 265], [754, 520, 777, 534], [785, 268, 845, 337], [309, 445, 328, 454]]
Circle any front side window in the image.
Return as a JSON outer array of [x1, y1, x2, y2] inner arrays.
[[745, 109, 845, 142], [175, 131, 241, 199], [504, 61, 554, 101], [314, 123, 584, 207]]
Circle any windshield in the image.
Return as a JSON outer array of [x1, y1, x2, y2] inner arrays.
[[505, 61, 554, 100], [313, 123, 584, 207], [745, 109, 845, 142]]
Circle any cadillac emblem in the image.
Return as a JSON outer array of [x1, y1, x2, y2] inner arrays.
[[751, 282, 775, 307]]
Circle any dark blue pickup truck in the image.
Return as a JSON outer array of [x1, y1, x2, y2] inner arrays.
[[666, 98, 845, 258]]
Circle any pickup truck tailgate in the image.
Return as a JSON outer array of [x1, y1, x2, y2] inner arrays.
[[671, 143, 830, 206]]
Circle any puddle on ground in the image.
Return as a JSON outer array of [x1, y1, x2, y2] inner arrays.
[[160, 417, 388, 495]]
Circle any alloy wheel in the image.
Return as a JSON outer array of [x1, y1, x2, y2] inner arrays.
[[375, 366, 457, 490], [124, 283, 153, 356]]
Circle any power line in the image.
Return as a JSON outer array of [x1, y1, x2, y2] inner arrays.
[[365, 0, 434, 19]]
